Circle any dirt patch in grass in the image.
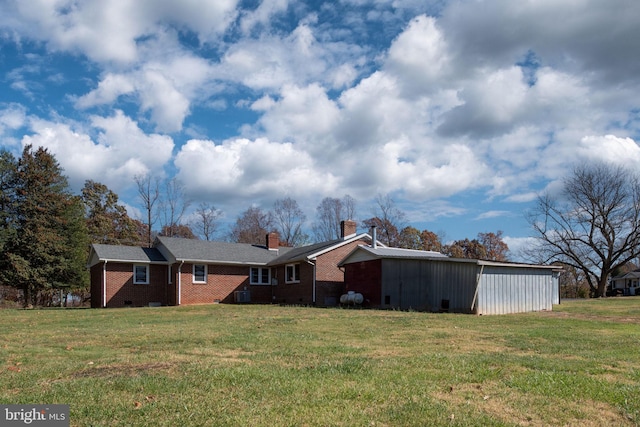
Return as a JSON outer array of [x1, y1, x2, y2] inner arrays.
[[179, 348, 257, 368], [71, 362, 177, 379], [433, 381, 635, 426]]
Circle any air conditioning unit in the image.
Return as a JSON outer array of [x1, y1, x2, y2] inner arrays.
[[234, 290, 251, 303]]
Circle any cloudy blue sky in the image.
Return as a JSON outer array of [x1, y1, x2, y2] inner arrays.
[[1, 0, 640, 252]]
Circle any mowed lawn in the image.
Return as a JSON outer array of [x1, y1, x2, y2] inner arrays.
[[1, 299, 639, 426]]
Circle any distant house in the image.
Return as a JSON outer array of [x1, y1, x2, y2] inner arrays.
[[610, 269, 640, 296], [88, 220, 378, 308], [338, 242, 561, 315]]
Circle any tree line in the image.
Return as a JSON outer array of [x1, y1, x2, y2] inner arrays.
[[1, 146, 88, 307], [0, 146, 510, 307], [5, 145, 635, 304], [226, 194, 511, 262]]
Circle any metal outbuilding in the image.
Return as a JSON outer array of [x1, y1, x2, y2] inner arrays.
[[338, 246, 561, 315]]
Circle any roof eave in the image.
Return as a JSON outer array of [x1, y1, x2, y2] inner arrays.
[[92, 258, 170, 265], [307, 233, 374, 260], [174, 258, 269, 266]]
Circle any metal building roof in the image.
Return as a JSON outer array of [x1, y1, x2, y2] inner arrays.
[[339, 245, 561, 270]]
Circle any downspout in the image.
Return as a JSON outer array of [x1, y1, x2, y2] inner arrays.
[[103, 260, 108, 308], [306, 259, 316, 305], [177, 260, 184, 306], [470, 264, 484, 314]]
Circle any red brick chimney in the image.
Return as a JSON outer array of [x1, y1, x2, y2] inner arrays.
[[266, 232, 279, 250], [340, 220, 357, 239]]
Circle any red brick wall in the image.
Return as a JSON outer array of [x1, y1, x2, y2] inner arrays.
[[271, 262, 315, 304], [178, 263, 273, 305], [90, 264, 103, 308], [315, 240, 367, 306], [102, 262, 168, 308], [344, 259, 382, 307], [272, 239, 368, 306], [249, 284, 274, 304]]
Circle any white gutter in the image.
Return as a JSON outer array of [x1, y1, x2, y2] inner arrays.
[[103, 260, 108, 308], [178, 260, 184, 306], [176, 259, 269, 266], [90, 258, 168, 267]]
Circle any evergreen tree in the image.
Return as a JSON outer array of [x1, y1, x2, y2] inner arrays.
[[0, 145, 88, 306], [81, 180, 141, 245], [0, 150, 17, 255]]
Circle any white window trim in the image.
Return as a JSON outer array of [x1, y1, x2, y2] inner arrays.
[[250, 267, 271, 285], [285, 263, 300, 284], [193, 264, 207, 283], [133, 264, 149, 285]]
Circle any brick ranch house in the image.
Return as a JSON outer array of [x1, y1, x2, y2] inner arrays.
[[88, 220, 379, 308]]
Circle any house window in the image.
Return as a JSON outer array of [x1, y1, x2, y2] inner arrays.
[[134, 265, 149, 284], [250, 267, 271, 285], [193, 264, 207, 283], [168, 265, 172, 284], [285, 264, 300, 283]]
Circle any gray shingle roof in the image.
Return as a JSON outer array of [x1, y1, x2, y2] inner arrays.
[[268, 234, 372, 265], [91, 244, 167, 263], [90, 235, 368, 268], [156, 236, 286, 265], [268, 238, 345, 265]]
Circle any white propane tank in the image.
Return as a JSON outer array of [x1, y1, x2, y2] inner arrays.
[[353, 293, 364, 305], [340, 291, 364, 305]]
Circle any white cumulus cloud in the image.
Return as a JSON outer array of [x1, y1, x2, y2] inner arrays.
[[22, 110, 173, 192], [174, 137, 339, 204]]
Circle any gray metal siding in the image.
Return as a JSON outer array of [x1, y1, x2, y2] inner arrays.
[[380, 259, 477, 312], [379, 259, 559, 315], [476, 267, 556, 315]]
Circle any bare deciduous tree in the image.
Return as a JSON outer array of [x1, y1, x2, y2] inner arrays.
[[193, 202, 221, 241], [159, 177, 191, 237], [342, 194, 357, 222], [273, 197, 308, 247], [134, 174, 161, 247], [230, 206, 274, 244], [527, 163, 640, 297], [312, 195, 357, 241], [363, 194, 406, 247]]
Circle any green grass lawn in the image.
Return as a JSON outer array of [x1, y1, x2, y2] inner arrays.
[[1, 298, 639, 426]]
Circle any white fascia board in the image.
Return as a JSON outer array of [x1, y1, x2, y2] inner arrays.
[[307, 233, 377, 260], [97, 258, 169, 265], [174, 258, 269, 266]]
